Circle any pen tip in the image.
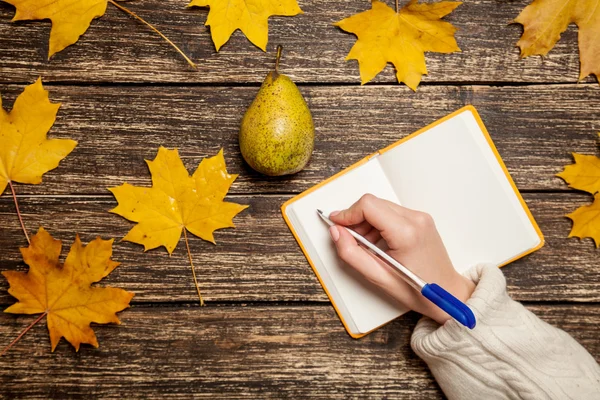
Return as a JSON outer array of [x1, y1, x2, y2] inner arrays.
[[317, 209, 323, 215]]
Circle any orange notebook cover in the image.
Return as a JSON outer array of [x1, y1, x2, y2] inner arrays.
[[281, 106, 544, 338]]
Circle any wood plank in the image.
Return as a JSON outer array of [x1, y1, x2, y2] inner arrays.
[[0, 304, 597, 399], [1, 193, 598, 304], [0, 84, 598, 195], [0, 0, 595, 84]]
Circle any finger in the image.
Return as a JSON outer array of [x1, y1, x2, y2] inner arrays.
[[350, 220, 373, 236], [331, 226, 386, 280], [332, 226, 415, 302], [364, 228, 382, 244], [330, 194, 410, 231], [332, 195, 420, 250]]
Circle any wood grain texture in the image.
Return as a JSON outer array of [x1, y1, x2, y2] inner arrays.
[[0, 83, 597, 195], [1, 1, 598, 396], [0, 304, 598, 399], [0, 0, 596, 85], [1, 193, 598, 304]]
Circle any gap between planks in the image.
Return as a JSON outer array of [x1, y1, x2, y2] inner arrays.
[[0, 189, 583, 200], [1, 300, 598, 308], [0, 81, 598, 89]]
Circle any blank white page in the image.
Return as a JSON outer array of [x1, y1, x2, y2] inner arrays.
[[284, 158, 407, 334], [378, 109, 541, 273]]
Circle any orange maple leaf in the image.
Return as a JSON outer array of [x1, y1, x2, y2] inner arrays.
[[514, 0, 600, 82], [334, 0, 461, 90], [109, 147, 248, 305], [2, 228, 134, 352]]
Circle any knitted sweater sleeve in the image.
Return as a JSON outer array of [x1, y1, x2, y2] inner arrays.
[[410, 264, 600, 400]]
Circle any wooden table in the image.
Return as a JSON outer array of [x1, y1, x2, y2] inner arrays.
[[0, 0, 598, 398]]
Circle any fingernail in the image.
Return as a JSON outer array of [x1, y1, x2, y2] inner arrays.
[[329, 226, 340, 242], [330, 211, 340, 218]]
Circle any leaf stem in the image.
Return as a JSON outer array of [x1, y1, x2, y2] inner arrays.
[[107, 0, 197, 69], [8, 181, 30, 244], [183, 229, 205, 306], [0, 312, 47, 356], [275, 45, 283, 73]]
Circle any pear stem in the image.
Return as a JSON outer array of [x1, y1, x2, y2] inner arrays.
[[107, 0, 197, 69], [396, 0, 399, 13], [1, 312, 47, 356], [8, 181, 30, 244], [183, 229, 205, 306], [275, 45, 283, 74]]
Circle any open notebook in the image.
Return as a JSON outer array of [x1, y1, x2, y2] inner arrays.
[[282, 106, 544, 338]]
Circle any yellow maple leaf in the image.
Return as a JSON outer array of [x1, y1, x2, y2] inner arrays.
[[334, 0, 461, 90], [558, 134, 600, 247], [0, 78, 77, 196], [109, 147, 248, 305], [566, 193, 600, 247], [2, 227, 134, 352], [4, 0, 108, 58], [557, 152, 600, 194], [3, 0, 196, 66], [109, 147, 248, 251], [514, 0, 600, 82], [188, 0, 303, 51]]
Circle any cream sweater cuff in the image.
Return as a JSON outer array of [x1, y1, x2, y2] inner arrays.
[[411, 264, 600, 400]]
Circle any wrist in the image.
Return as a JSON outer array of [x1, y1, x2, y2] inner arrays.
[[419, 273, 476, 325], [449, 273, 476, 303]]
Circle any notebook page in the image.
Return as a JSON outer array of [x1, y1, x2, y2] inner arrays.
[[285, 158, 407, 334], [378, 109, 541, 273]]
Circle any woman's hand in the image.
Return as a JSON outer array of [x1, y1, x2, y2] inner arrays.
[[328, 194, 475, 325]]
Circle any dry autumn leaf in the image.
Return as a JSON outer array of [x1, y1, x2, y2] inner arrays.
[[557, 153, 600, 194], [3, 0, 195, 66], [188, 0, 303, 51], [109, 147, 248, 305], [3, 0, 108, 57], [557, 135, 600, 247], [514, 0, 600, 82], [334, 0, 461, 90], [566, 194, 600, 247], [2, 228, 133, 354], [0, 78, 77, 243]]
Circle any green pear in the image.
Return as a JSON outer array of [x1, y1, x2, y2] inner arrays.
[[239, 46, 315, 176]]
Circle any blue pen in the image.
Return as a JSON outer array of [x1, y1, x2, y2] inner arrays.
[[317, 209, 476, 329]]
